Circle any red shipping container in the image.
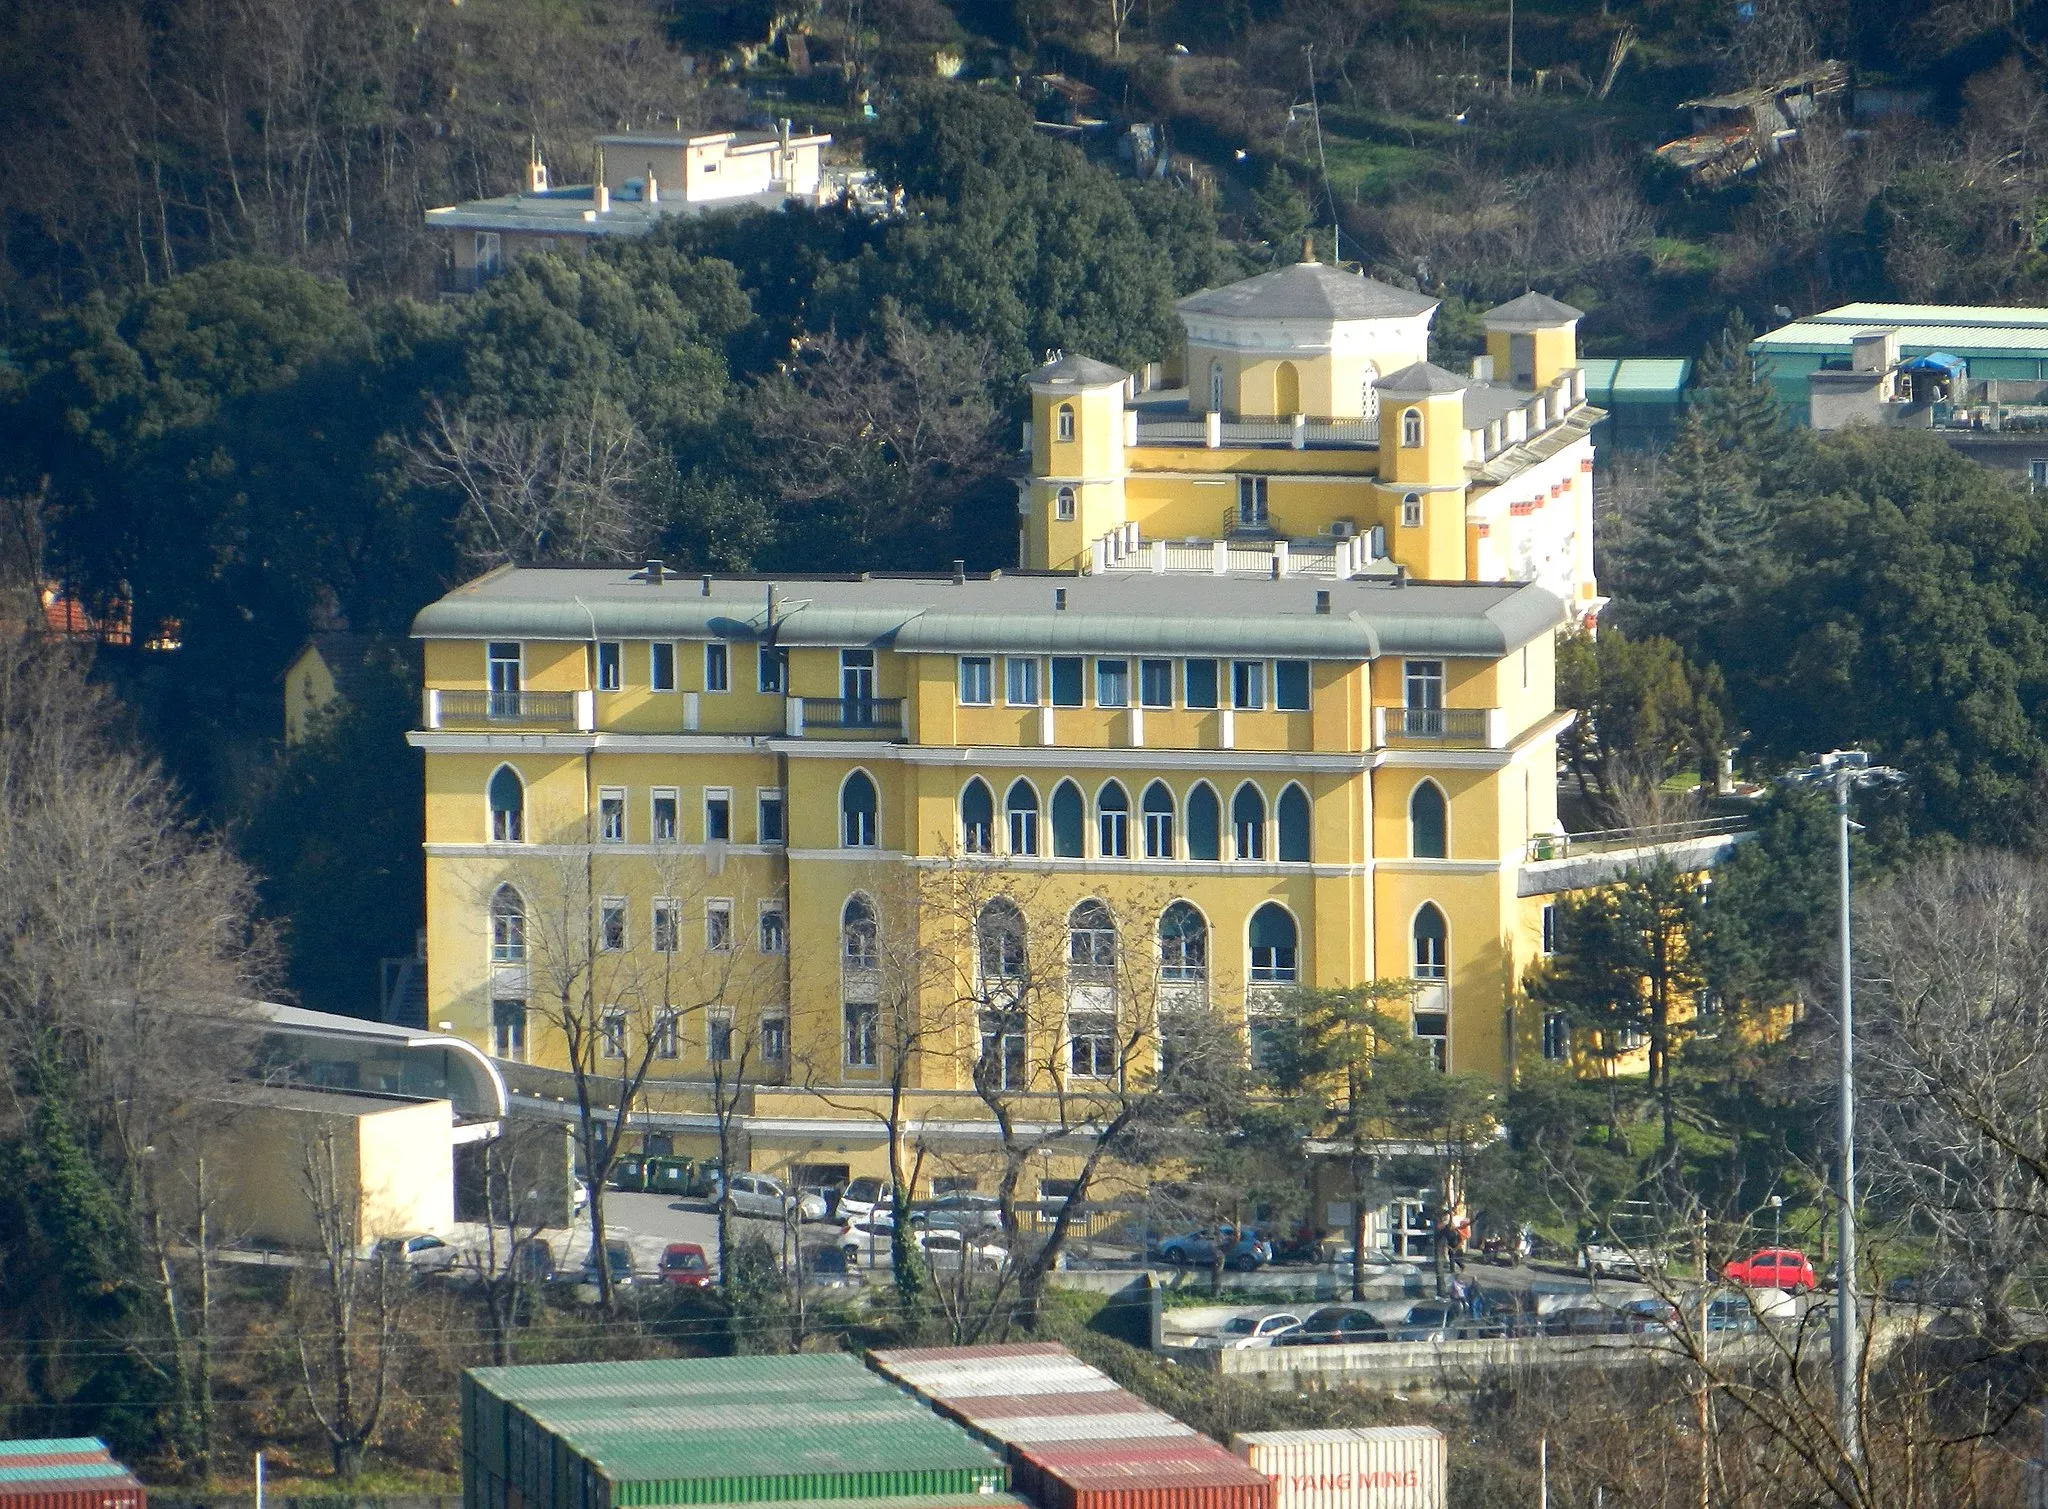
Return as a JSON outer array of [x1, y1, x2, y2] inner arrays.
[[0, 1474, 146, 1509], [1013, 1437, 1272, 1509], [945, 1393, 1156, 1422]]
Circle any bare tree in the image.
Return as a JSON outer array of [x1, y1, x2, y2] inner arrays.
[[458, 1119, 568, 1365], [407, 394, 654, 569], [292, 1125, 400, 1482]]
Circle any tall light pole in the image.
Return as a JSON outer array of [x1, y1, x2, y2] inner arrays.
[[1788, 748, 1905, 1468]]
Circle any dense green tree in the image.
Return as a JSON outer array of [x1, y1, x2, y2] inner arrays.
[[1555, 627, 1724, 823], [1698, 782, 1839, 1021], [1686, 311, 1788, 479]]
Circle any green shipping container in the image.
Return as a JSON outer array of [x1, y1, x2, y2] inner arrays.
[[463, 1356, 1007, 1509]]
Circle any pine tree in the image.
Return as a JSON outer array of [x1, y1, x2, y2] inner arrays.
[[1611, 411, 1769, 654], [1689, 311, 1791, 489]]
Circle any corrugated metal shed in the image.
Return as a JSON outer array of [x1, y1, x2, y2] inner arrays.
[[1012, 1438, 1271, 1509]]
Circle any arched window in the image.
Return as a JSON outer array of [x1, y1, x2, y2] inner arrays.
[[1097, 781, 1130, 858], [1209, 359, 1225, 415], [1413, 903, 1448, 978], [1069, 899, 1116, 976], [1275, 360, 1300, 416], [1186, 782, 1222, 861], [978, 897, 1027, 985], [1051, 779, 1085, 858], [489, 765, 525, 843], [842, 894, 878, 970], [1410, 781, 1447, 859], [1007, 779, 1040, 855], [1141, 781, 1176, 858], [1401, 407, 1423, 448], [489, 885, 526, 962], [1158, 902, 1208, 983], [1232, 783, 1266, 860], [1276, 783, 1310, 862], [961, 778, 994, 855], [1249, 903, 1298, 983], [841, 771, 878, 847], [1055, 485, 1076, 521], [1057, 403, 1075, 441], [1361, 362, 1380, 422]]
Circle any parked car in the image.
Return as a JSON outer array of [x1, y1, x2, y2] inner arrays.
[[1723, 1247, 1817, 1292], [708, 1172, 827, 1221], [1328, 1246, 1419, 1276], [1580, 1242, 1670, 1280], [1396, 1301, 1474, 1342], [1884, 1267, 1980, 1307], [1153, 1227, 1274, 1271], [578, 1238, 635, 1288], [658, 1242, 713, 1289], [1705, 1294, 1761, 1333], [376, 1233, 460, 1276], [511, 1238, 555, 1283], [1618, 1296, 1682, 1335], [912, 1192, 1003, 1233], [837, 1176, 895, 1222], [803, 1243, 863, 1288], [1276, 1306, 1389, 1345], [798, 1184, 845, 1220], [1544, 1306, 1623, 1337], [1202, 1312, 1304, 1349], [840, 1217, 895, 1265], [916, 1229, 1008, 1268]]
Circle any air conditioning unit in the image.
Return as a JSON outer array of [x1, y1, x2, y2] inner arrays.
[[1329, 520, 1358, 539]]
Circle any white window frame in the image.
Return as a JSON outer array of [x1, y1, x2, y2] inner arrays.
[[1138, 659, 1173, 709], [761, 1016, 789, 1062], [598, 787, 628, 843], [653, 1011, 680, 1060], [1541, 902, 1559, 956], [1055, 486, 1076, 521], [1231, 659, 1265, 711], [597, 641, 623, 691], [651, 787, 680, 843], [1542, 1011, 1570, 1062], [706, 899, 734, 953], [759, 901, 787, 955], [706, 1014, 735, 1063], [1056, 403, 1076, 441], [492, 998, 526, 1061], [599, 898, 628, 953], [844, 1001, 880, 1068], [1401, 408, 1423, 448], [959, 656, 994, 706], [757, 788, 785, 845], [1401, 491, 1423, 528], [599, 1007, 627, 1059], [652, 899, 680, 955], [704, 787, 733, 843], [704, 641, 730, 693], [757, 643, 785, 692], [650, 641, 677, 693], [1006, 657, 1041, 706], [1067, 1013, 1116, 1079]]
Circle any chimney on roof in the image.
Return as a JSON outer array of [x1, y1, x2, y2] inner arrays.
[[700, 573, 712, 596], [1055, 588, 1068, 611], [644, 559, 665, 585], [597, 182, 611, 214], [1315, 590, 1331, 614], [1302, 235, 1317, 264], [525, 137, 548, 194], [952, 559, 966, 584], [1393, 564, 1408, 587], [645, 165, 660, 205]]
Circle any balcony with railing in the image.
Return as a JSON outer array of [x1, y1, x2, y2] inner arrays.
[[425, 688, 591, 730], [1091, 521, 1387, 578], [1524, 814, 1752, 863], [1129, 406, 1379, 450], [788, 696, 905, 740], [1372, 705, 1501, 749]]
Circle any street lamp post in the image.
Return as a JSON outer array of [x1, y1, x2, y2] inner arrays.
[[1769, 1194, 1783, 1252], [1787, 749, 1906, 1470]]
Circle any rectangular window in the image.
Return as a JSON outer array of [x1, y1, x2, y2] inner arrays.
[[704, 642, 729, 692], [652, 900, 680, 955], [757, 789, 785, 844], [1184, 658, 1218, 709], [599, 899, 627, 952], [1050, 656, 1084, 707], [1139, 659, 1173, 708], [844, 1002, 880, 1067], [492, 999, 526, 1061], [1541, 902, 1559, 956], [491, 908, 526, 963], [651, 789, 679, 842], [704, 789, 732, 842], [759, 902, 787, 955], [599, 1008, 626, 1059], [1068, 1014, 1116, 1079], [1413, 1009, 1448, 1071], [959, 656, 994, 705], [597, 642, 622, 691], [599, 788, 627, 843], [1237, 475, 1269, 527], [1231, 660, 1265, 710], [758, 644, 785, 692], [650, 642, 676, 692], [761, 1016, 789, 1062], [706, 899, 733, 953], [1271, 660, 1309, 711], [841, 648, 876, 701], [2033, 460, 2048, 490], [1542, 1011, 1570, 1062], [707, 1015, 734, 1063], [654, 1012, 679, 1060], [1095, 658, 1129, 708], [1006, 657, 1040, 706], [488, 642, 522, 716], [1404, 658, 1445, 735]]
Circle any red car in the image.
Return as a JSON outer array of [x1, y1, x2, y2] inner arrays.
[[1723, 1247, 1816, 1292], [659, 1242, 713, 1289]]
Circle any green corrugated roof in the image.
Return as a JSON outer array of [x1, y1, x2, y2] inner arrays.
[[1797, 301, 2048, 329], [0, 1463, 134, 1485], [0, 1442, 104, 1460], [1610, 359, 1691, 396], [1754, 323, 2048, 354]]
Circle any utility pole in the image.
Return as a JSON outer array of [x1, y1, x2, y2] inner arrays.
[[1505, 0, 1515, 94], [1786, 749, 1904, 1474]]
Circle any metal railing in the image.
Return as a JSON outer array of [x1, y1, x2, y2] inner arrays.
[[1384, 707, 1490, 744], [433, 689, 580, 727], [796, 696, 904, 738], [1525, 814, 1752, 862], [1133, 417, 1208, 443], [1130, 414, 1379, 449]]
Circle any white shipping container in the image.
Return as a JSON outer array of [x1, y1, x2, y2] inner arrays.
[[1232, 1427, 1446, 1509]]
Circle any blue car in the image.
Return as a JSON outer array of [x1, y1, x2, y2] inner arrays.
[[1153, 1227, 1273, 1271]]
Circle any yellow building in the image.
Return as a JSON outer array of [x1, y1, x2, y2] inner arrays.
[[1019, 264, 1602, 622], [408, 561, 1579, 1190]]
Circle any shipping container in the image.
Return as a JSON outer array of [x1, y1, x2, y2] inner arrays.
[[462, 1355, 1006, 1509], [1011, 1438, 1271, 1509], [1229, 1429, 1444, 1509], [0, 1440, 145, 1509], [0, 1447, 105, 1462]]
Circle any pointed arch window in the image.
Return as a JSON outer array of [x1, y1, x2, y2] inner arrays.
[[1249, 903, 1298, 983], [1007, 780, 1041, 855], [1276, 783, 1310, 862], [1186, 782, 1221, 861], [1098, 781, 1130, 858], [1361, 362, 1380, 421], [1412, 902, 1449, 1069], [1413, 903, 1448, 978], [1051, 780, 1085, 858], [841, 771, 878, 848], [1232, 783, 1266, 860], [978, 897, 1028, 986], [1158, 902, 1208, 984], [488, 766, 525, 843], [1141, 781, 1176, 858], [1401, 407, 1423, 448], [489, 886, 526, 962], [842, 894, 879, 971], [961, 778, 995, 854], [1410, 781, 1447, 859]]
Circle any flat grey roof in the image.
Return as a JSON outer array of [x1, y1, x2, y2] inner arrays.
[[413, 567, 1565, 659], [424, 187, 803, 235]]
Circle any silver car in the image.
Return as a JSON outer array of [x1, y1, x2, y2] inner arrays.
[[714, 1172, 828, 1221]]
